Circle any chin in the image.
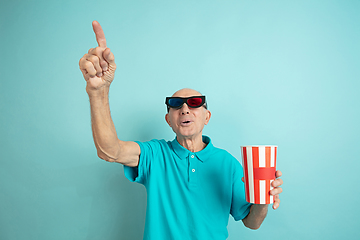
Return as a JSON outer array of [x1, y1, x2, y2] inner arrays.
[[177, 130, 199, 139], [173, 125, 202, 139]]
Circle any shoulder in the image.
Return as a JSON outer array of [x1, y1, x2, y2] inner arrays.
[[210, 144, 243, 173], [203, 136, 237, 162], [212, 145, 238, 162], [207, 144, 243, 183]]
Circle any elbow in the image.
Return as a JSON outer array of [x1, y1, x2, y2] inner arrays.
[[95, 141, 123, 163], [242, 218, 263, 230], [96, 149, 119, 163], [243, 220, 261, 230], [97, 149, 132, 166], [246, 223, 261, 230]]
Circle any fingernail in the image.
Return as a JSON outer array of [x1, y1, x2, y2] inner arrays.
[[103, 67, 108, 72], [97, 73, 103, 77]]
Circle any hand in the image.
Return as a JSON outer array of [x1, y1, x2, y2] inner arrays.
[[241, 170, 283, 210], [79, 21, 116, 92], [270, 170, 283, 210]]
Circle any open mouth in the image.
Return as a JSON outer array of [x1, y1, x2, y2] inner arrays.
[[180, 120, 192, 126]]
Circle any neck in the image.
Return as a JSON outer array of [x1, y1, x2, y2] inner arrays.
[[177, 135, 206, 152]]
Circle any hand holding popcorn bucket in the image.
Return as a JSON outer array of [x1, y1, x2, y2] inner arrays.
[[241, 146, 277, 204]]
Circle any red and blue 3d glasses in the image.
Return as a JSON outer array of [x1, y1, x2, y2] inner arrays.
[[165, 96, 207, 111]]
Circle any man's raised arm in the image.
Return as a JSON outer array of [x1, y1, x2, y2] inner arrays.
[[79, 21, 140, 167]]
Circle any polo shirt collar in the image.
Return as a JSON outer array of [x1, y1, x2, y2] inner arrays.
[[170, 135, 213, 162]]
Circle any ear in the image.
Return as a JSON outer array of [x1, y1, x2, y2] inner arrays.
[[165, 113, 171, 127], [204, 110, 211, 125]]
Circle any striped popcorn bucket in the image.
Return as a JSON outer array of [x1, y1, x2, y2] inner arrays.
[[241, 146, 277, 204]]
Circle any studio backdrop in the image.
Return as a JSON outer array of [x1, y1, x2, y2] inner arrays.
[[1, 0, 359, 239]]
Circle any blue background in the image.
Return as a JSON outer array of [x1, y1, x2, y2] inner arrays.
[[1, 0, 359, 239]]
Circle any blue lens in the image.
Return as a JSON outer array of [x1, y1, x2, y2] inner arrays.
[[169, 98, 184, 107]]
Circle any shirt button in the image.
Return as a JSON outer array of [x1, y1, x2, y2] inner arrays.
[[192, 169, 195, 172], [191, 155, 194, 158]]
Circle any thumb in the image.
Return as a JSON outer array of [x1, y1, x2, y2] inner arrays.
[[103, 48, 115, 66]]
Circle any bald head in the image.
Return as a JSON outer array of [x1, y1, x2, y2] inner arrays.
[[171, 88, 203, 98]]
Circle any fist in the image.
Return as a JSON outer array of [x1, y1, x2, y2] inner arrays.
[[79, 21, 116, 92]]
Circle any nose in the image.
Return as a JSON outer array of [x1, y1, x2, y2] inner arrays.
[[180, 103, 190, 115]]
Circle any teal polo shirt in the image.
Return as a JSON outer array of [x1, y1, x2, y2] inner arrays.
[[124, 136, 252, 240]]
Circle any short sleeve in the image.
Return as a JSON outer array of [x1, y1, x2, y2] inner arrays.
[[230, 161, 253, 221], [123, 140, 160, 185]]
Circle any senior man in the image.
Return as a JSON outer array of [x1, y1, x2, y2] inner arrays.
[[79, 21, 283, 240]]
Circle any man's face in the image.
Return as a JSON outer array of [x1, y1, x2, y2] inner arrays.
[[165, 89, 211, 140]]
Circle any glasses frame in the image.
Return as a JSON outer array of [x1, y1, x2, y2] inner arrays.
[[165, 96, 207, 112]]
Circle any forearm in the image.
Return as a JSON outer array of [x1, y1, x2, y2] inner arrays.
[[242, 204, 268, 230], [88, 86, 120, 161]]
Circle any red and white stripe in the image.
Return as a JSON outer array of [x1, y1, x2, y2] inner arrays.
[[241, 146, 277, 204]]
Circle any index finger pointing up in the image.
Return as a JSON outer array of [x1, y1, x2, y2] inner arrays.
[[92, 21, 107, 48]]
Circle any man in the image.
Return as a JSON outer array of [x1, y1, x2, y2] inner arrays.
[[79, 21, 283, 240]]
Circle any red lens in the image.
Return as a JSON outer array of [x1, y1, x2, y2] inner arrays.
[[187, 97, 202, 107]]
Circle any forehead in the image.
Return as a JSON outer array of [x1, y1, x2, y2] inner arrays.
[[171, 88, 202, 98]]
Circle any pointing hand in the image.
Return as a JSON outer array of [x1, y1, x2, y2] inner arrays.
[[79, 21, 116, 92]]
